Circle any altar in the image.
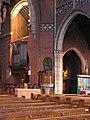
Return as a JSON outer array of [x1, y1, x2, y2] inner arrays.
[[15, 88, 41, 99], [80, 90, 90, 95], [77, 75, 90, 94]]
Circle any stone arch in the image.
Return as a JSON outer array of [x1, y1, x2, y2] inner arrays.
[[27, 0, 36, 34], [11, 0, 30, 40], [54, 10, 90, 94], [11, 0, 36, 35], [63, 48, 86, 74], [55, 10, 90, 51]]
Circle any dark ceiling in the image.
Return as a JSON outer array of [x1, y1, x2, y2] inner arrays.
[[74, 14, 90, 49]]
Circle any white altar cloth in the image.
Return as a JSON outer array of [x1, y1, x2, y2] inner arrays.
[[15, 88, 41, 99]]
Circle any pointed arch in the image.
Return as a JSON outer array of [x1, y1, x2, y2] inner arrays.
[[55, 10, 90, 51], [63, 48, 86, 73]]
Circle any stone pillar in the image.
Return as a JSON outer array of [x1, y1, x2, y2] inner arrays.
[[54, 50, 63, 94], [27, 0, 36, 35]]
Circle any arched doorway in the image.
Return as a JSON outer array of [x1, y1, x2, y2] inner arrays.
[[63, 50, 81, 94]]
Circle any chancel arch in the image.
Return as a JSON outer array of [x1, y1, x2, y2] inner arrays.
[[55, 11, 90, 94]]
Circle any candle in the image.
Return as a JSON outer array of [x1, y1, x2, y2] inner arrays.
[[50, 75, 52, 84], [28, 70, 31, 75]]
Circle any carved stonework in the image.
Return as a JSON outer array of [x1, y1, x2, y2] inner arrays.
[[54, 50, 63, 54]]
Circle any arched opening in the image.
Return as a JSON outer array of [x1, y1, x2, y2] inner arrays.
[[11, 1, 31, 41], [63, 50, 81, 94], [55, 10, 90, 94], [9, 1, 32, 86]]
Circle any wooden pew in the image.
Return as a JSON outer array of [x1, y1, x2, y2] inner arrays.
[[0, 108, 89, 119], [0, 94, 90, 120], [0, 104, 72, 113], [32, 114, 90, 120]]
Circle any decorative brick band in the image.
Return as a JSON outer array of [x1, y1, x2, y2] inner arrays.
[[40, 23, 54, 31], [57, 0, 89, 16]]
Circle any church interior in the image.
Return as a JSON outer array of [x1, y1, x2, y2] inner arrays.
[[0, 0, 90, 119]]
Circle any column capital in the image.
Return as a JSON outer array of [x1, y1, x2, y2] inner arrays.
[[54, 50, 63, 54]]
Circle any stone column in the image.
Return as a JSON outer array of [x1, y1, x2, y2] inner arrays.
[[27, 0, 36, 35], [54, 50, 63, 94]]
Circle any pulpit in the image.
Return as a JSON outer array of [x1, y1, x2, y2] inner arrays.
[[41, 83, 54, 94]]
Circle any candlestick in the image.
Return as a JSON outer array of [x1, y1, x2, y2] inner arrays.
[[50, 75, 52, 84]]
